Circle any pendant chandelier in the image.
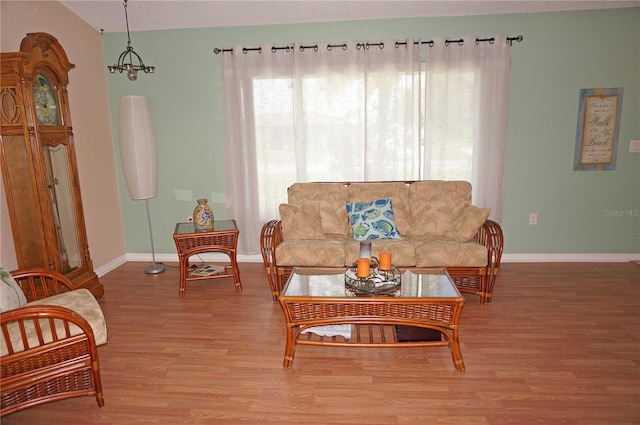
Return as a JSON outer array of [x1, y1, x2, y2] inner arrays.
[[107, 0, 154, 81]]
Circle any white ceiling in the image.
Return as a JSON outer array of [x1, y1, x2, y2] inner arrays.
[[60, 0, 640, 33]]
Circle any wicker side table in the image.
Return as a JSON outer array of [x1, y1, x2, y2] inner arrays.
[[173, 220, 242, 296]]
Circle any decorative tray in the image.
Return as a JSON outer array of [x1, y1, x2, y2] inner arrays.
[[345, 259, 401, 296]]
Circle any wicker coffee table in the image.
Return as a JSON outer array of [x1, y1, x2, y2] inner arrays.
[[278, 268, 466, 371]]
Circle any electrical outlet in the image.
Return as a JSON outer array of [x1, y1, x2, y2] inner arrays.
[[187, 216, 193, 223], [529, 213, 538, 225]]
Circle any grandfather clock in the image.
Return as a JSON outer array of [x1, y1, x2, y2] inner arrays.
[[0, 33, 103, 297]]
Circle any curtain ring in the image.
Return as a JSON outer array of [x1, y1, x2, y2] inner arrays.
[[475, 37, 496, 45], [327, 44, 347, 51], [364, 43, 384, 50]]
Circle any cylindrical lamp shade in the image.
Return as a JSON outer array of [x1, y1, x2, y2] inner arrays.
[[119, 96, 158, 200]]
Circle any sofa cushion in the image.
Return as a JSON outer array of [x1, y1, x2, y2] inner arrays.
[[1, 289, 108, 356], [413, 238, 487, 267], [348, 182, 411, 235], [0, 268, 27, 313], [409, 181, 471, 237], [275, 237, 346, 267], [345, 239, 416, 267], [279, 203, 325, 240], [448, 206, 490, 242], [346, 198, 401, 241], [288, 183, 350, 236]]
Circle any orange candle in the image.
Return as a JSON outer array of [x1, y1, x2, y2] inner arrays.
[[379, 252, 392, 270], [357, 258, 370, 278]]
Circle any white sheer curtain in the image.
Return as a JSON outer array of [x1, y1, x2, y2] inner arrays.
[[222, 36, 511, 254], [223, 40, 421, 254], [424, 36, 511, 222], [222, 46, 292, 255]]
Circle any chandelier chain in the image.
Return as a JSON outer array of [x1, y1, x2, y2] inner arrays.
[[107, 0, 155, 80]]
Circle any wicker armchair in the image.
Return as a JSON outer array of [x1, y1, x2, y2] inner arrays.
[[1, 268, 107, 416]]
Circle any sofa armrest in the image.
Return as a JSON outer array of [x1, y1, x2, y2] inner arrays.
[[473, 219, 504, 284], [10, 268, 75, 303], [260, 220, 284, 301]]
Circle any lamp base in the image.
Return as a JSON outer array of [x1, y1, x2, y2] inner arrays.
[[145, 263, 165, 274]]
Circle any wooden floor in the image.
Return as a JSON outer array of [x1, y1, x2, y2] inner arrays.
[[3, 262, 639, 424]]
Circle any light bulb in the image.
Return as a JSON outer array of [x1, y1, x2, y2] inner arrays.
[[127, 69, 138, 81]]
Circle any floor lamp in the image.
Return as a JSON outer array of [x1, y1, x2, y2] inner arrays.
[[119, 95, 165, 274]]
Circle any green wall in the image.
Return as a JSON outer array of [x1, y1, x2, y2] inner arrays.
[[103, 8, 640, 256]]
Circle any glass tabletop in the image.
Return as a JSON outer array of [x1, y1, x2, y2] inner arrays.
[[283, 269, 461, 299], [174, 219, 237, 235]]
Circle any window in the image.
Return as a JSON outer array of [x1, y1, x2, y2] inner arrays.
[[252, 69, 422, 220]]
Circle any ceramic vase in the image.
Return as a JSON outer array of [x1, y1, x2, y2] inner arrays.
[[193, 199, 214, 231]]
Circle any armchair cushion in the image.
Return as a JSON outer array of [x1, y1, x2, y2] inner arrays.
[[0, 268, 27, 313], [2, 289, 107, 356]]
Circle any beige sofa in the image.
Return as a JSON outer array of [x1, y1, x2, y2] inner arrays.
[[260, 181, 503, 303]]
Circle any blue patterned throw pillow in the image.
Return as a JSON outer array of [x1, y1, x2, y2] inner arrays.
[[346, 198, 401, 240]]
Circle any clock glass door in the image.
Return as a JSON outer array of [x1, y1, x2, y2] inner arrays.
[[43, 144, 81, 272]]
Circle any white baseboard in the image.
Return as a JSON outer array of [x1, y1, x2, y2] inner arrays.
[[101, 252, 640, 273], [94, 254, 128, 277], [123, 252, 264, 265], [501, 253, 640, 262]]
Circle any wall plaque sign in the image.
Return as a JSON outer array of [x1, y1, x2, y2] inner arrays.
[[574, 87, 623, 171]]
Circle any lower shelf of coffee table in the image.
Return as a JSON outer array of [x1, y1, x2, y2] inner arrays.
[[296, 324, 444, 347]]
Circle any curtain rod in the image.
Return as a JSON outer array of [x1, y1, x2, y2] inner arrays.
[[213, 35, 523, 54]]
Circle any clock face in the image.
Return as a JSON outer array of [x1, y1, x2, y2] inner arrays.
[[33, 74, 60, 125]]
